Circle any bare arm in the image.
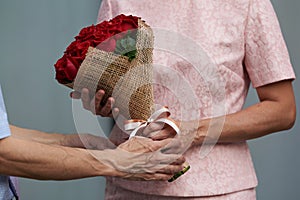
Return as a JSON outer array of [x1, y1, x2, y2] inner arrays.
[[10, 125, 65, 145], [0, 130, 184, 181], [191, 80, 296, 144], [0, 136, 116, 180], [9, 125, 115, 150], [144, 80, 296, 145]]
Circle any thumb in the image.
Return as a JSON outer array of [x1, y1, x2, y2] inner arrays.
[[70, 91, 81, 99]]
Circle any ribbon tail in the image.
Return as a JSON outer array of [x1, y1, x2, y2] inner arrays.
[[155, 118, 181, 135], [129, 123, 148, 139]]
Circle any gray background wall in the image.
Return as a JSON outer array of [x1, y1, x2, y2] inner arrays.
[[0, 0, 299, 199]]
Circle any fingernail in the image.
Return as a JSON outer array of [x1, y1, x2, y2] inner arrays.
[[168, 165, 190, 182], [110, 98, 115, 104]]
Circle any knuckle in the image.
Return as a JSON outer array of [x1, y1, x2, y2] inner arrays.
[[104, 104, 111, 110], [96, 93, 103, 99]]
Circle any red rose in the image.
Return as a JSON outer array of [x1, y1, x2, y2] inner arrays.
[[97, 37, 117, 52], [76, 41, 91, 56], [75, 25, 97, 41], [113, 31, 128, 40], [97, 14, 139, 39], [65, 41, 79, 54], [55, 54, 78, 83], [96, 20, 109, 29], [54, 14, 140, 84], [106, 22, 123, 33], [111, 14, 139, 31], [121, 19, 138, 31], [92, 31, 114, 46]]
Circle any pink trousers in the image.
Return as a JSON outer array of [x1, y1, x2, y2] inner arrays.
[[105, 181, 256, 200]]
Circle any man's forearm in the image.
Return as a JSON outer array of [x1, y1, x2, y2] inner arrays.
[[0, 136, 121, 180], [10, 125, 65, 145], [9, 125, 115, 150]]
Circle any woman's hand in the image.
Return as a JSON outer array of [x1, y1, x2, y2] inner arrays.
[[141, 118, 180, 140], [70, 88, 119, 117]]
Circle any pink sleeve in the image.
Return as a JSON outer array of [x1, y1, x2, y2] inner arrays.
[[244, 0, 295, 88], [97, 0, 113, 23]]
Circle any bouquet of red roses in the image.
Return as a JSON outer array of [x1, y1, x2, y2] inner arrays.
[[54, 14, 154, 120]]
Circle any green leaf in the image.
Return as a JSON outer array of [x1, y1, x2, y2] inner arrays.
[[124, 50, 137, 61], [114, 30, 137, 61]]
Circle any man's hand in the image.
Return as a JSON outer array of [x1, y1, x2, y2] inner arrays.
[[70, 88, 119, 117], [92, 136, 186, 181]]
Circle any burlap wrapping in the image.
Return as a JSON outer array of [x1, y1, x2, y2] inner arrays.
[[66, 19, 154, 120]]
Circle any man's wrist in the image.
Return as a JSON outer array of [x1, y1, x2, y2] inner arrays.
[[90, 148, 127, 178]]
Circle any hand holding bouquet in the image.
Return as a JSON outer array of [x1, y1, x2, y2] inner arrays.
[[55, 14, 154, 120]]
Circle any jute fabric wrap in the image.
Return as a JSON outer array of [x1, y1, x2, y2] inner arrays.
[[67, 19, 154, 120]]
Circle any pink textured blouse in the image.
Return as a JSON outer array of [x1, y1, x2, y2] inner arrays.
[[97, 0, 295, 197]]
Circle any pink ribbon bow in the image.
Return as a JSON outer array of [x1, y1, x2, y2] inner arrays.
[[124, 106, 180, 138]]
